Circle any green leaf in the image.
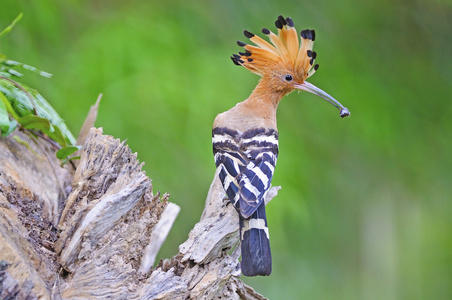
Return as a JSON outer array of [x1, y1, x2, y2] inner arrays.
[[19, 114, 69, 147], [3, 59, 52, 78], [19, 115, 56, 144], [32, 92, 76, 146], [0, 13, 23, 38], [0, 90, 20, 119], [0, 94, 10, 131], [4, 119, 18, 135], [0, 76, 36, 117], [0, 96, 18, 136], [19, 114, 54, 132], [0, 77, 77, 146], [56, 146, 81, 159], [46, 124, 68, 147], [60, 155, 81, 165]]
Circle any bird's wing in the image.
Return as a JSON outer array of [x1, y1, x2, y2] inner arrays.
[[238, 129, 278, 218], [213, 127, 278, 219], [213, 127, 247, 209]]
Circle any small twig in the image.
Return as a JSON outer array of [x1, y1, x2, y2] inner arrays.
[[27, 129, 61, 151]]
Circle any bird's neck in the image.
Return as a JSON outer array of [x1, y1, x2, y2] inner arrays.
[[240, 78, 287, 127], [250, 78, 286, 107]]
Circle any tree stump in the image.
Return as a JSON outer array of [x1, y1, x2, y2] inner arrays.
[[0, 127, 270, 299]]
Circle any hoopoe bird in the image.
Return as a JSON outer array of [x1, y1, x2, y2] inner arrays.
[[212, 15, 350, 277]]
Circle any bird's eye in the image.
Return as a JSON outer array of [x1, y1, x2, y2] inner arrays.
[[285, 74, 293, 81]]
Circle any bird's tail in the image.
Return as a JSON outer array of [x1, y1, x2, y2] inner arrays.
[[239, 202, 272, 276]]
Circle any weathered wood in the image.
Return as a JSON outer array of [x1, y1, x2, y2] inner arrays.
[[0, 127, 273, 299], [139, 202, 181, 276], [56, 128, 170, 298], [0, 130, 72, 299]]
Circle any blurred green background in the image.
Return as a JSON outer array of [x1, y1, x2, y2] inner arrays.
[[1, 0, 451, 299]]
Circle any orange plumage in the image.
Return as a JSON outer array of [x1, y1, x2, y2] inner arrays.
[[232, 16, 318, 84], [229, 15, 350, 119]]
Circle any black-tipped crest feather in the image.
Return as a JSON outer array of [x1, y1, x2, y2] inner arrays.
[[231, 15, 320, 82]]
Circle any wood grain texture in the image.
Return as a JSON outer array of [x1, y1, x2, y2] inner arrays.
[[0, 127, 273, 299]]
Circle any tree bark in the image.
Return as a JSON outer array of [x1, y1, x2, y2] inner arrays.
[[0, 127, 272, 299]]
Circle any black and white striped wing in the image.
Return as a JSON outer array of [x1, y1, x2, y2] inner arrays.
[[213, 127, 245, 208], [212, 127, 278, 219], [238, 129, 278, 218]]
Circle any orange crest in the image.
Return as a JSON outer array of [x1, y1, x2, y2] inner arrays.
[[231, 15, 319, 82]]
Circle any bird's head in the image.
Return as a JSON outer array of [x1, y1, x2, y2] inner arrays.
[[231, 15, 350, 118]]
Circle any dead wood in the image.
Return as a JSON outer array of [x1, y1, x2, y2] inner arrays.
[[0, 127, 274, 299]]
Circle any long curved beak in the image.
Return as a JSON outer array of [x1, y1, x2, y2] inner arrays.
[[294, 81, 350, 118]]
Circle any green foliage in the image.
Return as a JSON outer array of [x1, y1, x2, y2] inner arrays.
[[0, 14, 78, 160], [0, 12, 22, 38], [56, 146, 81, 160]]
